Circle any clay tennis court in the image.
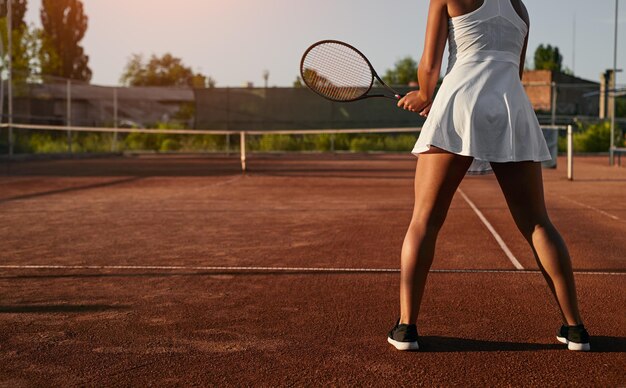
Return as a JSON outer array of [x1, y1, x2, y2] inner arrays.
[[1, 153, 625, 386]]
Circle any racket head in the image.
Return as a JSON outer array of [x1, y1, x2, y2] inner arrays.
[[300, 40, 376, 102]]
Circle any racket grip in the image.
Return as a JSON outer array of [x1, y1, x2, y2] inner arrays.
[[394, 94, 403, 99]]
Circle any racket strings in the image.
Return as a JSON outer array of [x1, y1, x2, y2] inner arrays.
[[302, 42, 373, 101], [304, 46, 371, 100]]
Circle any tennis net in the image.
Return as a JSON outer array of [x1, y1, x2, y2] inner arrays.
[[0, 124, 420, 155], [0, 123, 573, 178]]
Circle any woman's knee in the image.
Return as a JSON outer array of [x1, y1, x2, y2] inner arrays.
[[516, 216, 553, 241], [506, 201, 550, 237], [409, 212, 447, 237]]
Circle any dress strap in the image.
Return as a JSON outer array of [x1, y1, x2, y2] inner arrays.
[[499, 0, 529, 33]]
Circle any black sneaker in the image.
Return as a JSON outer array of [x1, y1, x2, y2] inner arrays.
[[387, 319, 419, 351], [556, 324, 591, 351]]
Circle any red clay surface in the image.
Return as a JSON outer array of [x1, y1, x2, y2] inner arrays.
[[1, 153, 625, 386]]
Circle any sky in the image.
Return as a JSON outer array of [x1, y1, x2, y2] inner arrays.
[[23, 0, 626, 88]]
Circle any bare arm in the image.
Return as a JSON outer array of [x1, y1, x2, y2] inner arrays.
[[398, 0, 449, 115], [519, 33, 529, 80], [517, 1, 530, 79], [418, 0, 449, 100]]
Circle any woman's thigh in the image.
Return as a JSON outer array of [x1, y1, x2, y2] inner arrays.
[[489, 161, 550, 236], [411, 147, 474, 228]]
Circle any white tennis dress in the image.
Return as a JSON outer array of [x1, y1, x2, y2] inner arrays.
[[412, 0, 552, 175]]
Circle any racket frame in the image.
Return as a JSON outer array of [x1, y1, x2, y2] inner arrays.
[[300, 39, 403, 102]]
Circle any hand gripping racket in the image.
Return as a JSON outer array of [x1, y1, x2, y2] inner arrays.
[[300, 40, 404, 102]]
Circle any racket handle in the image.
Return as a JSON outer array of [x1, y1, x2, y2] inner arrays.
[[394, 94, 403, 99]]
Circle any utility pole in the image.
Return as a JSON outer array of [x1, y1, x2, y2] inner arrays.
[[601, 69, 614, 120], [610, 0, 619, 165], [263, 70, 269, 89], [572, 13, 576, 75], [66, 79, 72, 153], [7, 0, 13, 156]]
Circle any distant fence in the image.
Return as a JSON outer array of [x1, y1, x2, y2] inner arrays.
[[0, 77, 624, 132], [193, 87, 423, 130]]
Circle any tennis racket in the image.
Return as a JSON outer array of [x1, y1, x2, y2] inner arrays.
[[300, 40, 404, 102]]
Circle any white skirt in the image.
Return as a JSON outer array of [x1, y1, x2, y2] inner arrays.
[[412, 59, 552, 175]]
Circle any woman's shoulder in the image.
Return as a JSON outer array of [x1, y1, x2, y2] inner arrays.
[[510, 0, 530, 27], [444, 0, 483, 19]]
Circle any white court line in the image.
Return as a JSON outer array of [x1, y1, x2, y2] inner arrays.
[[457, 189, 525, 270], [0, 264, 623, 275], [559, 195, 622, 222]]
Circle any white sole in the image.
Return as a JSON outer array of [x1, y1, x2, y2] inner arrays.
[[556, 335, 590, 351], [568, 341, 591, 351], [387, 336, 419, 351]]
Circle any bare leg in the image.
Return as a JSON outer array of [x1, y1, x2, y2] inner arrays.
[[490, 161, 583, 325], [400, 147, 474, 324]]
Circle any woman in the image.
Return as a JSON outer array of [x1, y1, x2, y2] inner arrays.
[[387, 0, 590, 351]]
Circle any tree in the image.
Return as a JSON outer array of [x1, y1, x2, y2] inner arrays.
[[534, 44, 562, 72], [120, 53, 213, 88], [382, 57, 418, 86], [293, 76, 304, 88], [40, 0, 91, 81], [0, 0, 27, 30], [0, 1, 42, 86]]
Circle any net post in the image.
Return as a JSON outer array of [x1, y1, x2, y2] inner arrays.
[[7, 0, 13, 157], [551, 82, 557, 126], [226, 87, 231, 156], [567, 125, 574, 181], [112, 87, 118, 152], [240, 131, 246, 173], [66, 79, 72, 153]]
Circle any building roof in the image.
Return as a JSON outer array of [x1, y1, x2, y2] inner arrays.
[[26, 83, 194, 102], [522, 69, 599, 86]]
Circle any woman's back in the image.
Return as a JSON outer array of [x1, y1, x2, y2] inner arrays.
[[447, 0, 528, 25], [446, 0, 529, 73]]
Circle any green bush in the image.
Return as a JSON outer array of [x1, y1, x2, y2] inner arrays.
[[25, 132, 72, 153], [125, 132, 160, 151], [5, 125, 421, 154], [247, 132, 417, 153], [179, 134, 225, 151], [311, 133, 333, 151], [350, 135, 385, 151], [574, 121, 611, 152], [557, 134, 567, 153], [258, 134, 300, 151], [76, 133, 114, 152], [558, 121, 624, 153], [384, 134, 417, 151], [305, 133, 354, 152], [160, 138, 180, 151]]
